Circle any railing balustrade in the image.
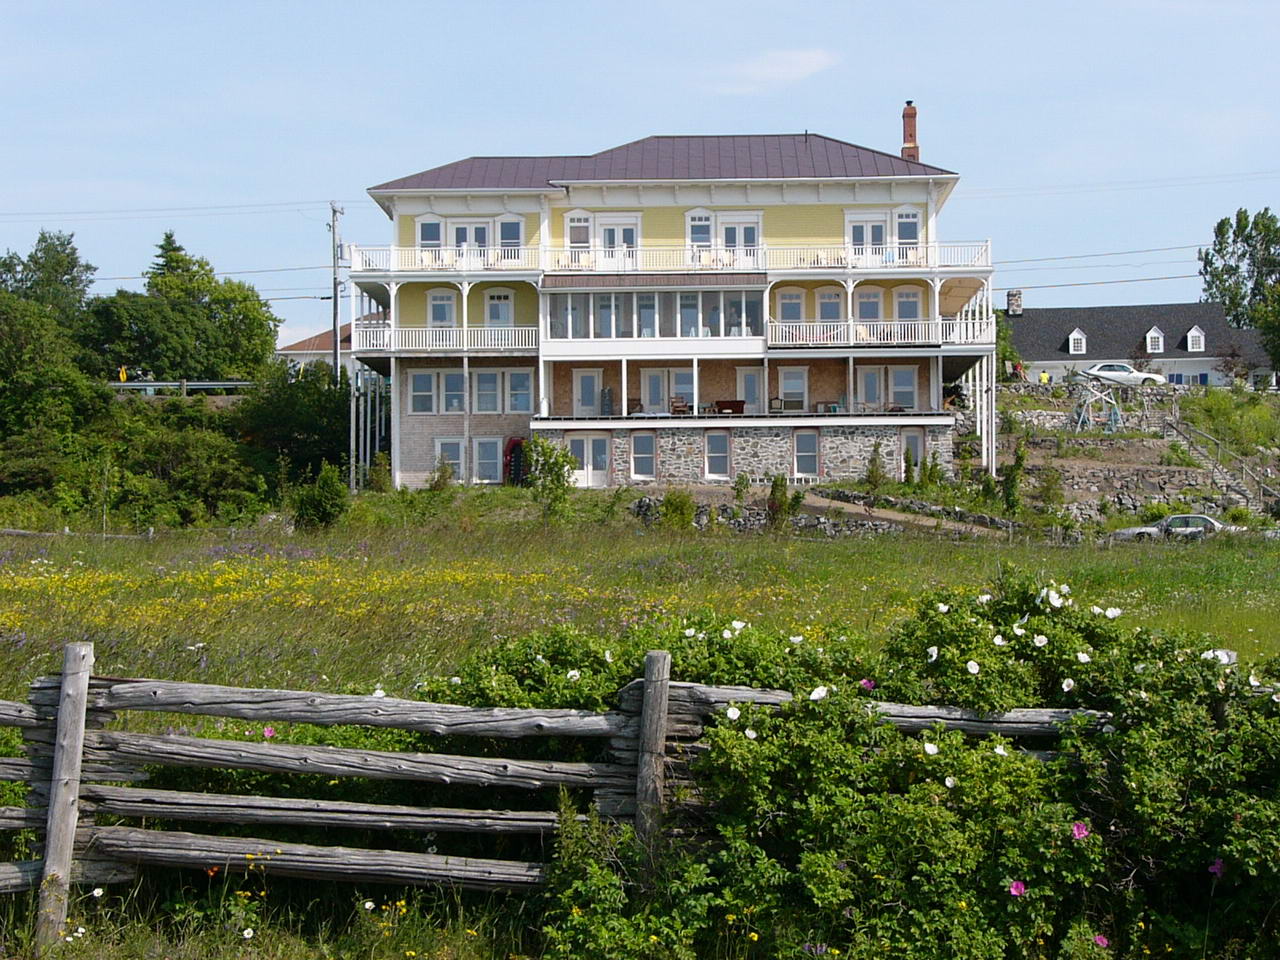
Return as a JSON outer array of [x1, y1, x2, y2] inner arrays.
[[767, 319, 995, 347], [352, 326, 538, 352], [348, 242, 992, 274]]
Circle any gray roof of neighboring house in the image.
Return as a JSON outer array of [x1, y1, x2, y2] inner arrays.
[[369, 134, 956, 192], [1008, 302, 1271, 367]]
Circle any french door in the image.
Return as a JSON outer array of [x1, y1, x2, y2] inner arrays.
[[599, 223, 638, 271], [737, 367, 762, 415], [849, 220, 886, 267], [569, 433, 610, 488]]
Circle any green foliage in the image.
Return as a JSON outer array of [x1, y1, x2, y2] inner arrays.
[[902, 446, 916, 486], [863, 441, 888, 491], [1179, 388, 1280, 458], [289, 462, 350, 530], [1001, 440, 1027, 515], [1033, 466, 1065, 506], [659, 489, 696, 530], [0, 229, 96, 340], [1199, 207, 1280, 367], [525, 435, 577, 519], [366, 451, 392, 493], [236, 360, 350, 486], [765, 474, 795, 527], [1158, 440, 1200, 468], [995, 309, 1023, 380], [731, 472, 750, 509], [426, 461, 454, 491]]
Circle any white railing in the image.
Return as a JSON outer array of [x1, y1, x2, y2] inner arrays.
[[768, 318, 996, 347], [348, 242, 992, 274], [352, 326, 538, 352]]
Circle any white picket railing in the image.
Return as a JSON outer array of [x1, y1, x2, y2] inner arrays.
[[768, 319, 996, 347], [352, 326, 538, 352], [348, 242, 992, 274]]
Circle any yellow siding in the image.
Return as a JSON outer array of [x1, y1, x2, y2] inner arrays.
[[770, 280, 933, 319], [761, 205, 844, 245], [466, 282, 539, 327], [397, 215, 415, 247], [394, 214, 540, 247], [641, 207, 685, 247], [524, 213, 541, 247]]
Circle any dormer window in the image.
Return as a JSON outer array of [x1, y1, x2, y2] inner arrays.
[[1146, 326, 1164, 354], [1068, 328, 1087, 355], [1187, 325, 1205, 352]]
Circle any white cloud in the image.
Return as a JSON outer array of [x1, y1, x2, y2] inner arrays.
[[708, 48, 840, 95]]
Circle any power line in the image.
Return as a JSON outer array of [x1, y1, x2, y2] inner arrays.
[[994, 243, 1205, 265], [960, 169, 1280, 200], [992, 274, 1200, 292], [999, 257, 1197, 274], [91, 264, 331, 282], [0, 200, 337, 217]]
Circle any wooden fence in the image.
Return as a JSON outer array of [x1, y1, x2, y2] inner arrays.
[[1, 643, 1109, 952]]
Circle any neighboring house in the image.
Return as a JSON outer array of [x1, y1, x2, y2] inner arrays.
[[1008, 302, 1275, 388], [276, 322, 354, 372], [346, 104, 997, 489]]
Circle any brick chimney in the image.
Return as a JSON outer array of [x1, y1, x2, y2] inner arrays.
[[901, 100, 919, 162], [1007, 290, 1023, 317]]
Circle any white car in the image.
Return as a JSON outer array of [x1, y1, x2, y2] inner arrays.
[[1112, 514, 1245, 542], [1079, 363, 1166, 387]]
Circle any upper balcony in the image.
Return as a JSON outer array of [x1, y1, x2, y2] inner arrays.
[[348, 241, 991, 277], [353, 324, 538, 354]]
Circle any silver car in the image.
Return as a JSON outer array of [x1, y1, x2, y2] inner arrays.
[[1112, 514, 1245, 541], [1080, 363, 1167, 387]]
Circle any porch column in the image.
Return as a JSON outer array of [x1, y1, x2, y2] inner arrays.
[[348, 276, 359, 354], [621, 358, 628, 418], [539, 359, 551, 417], [932, 356, 942, 411], [390, 359, 401, 489], [930, 277, 943, 342], [462, 354, 471, 484], [763, 355, 770, 413], [539, 195, 550, 270], [847, 356, 854, 413], [348, 365, 357, 491], [460, 281, 472, 348], [692, 358, 700, 413], [387, 281, 399, 350]]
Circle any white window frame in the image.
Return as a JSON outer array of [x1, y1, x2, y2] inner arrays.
[[441, 370, 467, 413], [776, 286, 805, 322], [428, 290, 457, 327], [596, 214, 642, 249], [888, 365, 919, 411], [408, 370, 436, 414], [894, 206, 922, 244], [1186, 325, 1205, 352], [854, 286, 884, 322], [472, 437, 503, 484], [485, 287, 514, 327], [1146, 326, 1165, 354], [685, 208, 713, 249], [448, 219, 490, 249], [496, 218, 523, 249], [415, 215, 444, 249], [506, 368, 534, 414], [564, 210, 593, 249], [704, 430, 731, 480], [779, 366, 809, 412], [794, 429, 820, 478], [844, 211, 889, 250], [816, 285, 845, 321], [631, 432, 656, 480], [894, 287, 924, 321], [857, 365, 885, 411], [1068, 327, 1087, 356], [472, 370, 502, 414], [434, 437, 465, 479]]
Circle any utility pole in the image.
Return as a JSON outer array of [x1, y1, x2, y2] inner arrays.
[[328, 201, 345, 383]]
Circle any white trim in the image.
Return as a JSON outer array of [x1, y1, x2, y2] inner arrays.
[[530, 414, 955, 431], [793, 427, 820, 478], [1145, 325, 1165, 354], [899, 427, 926, 479], [857, 364, 886, 410], [1186, 325, 1205, 352], [893, 286, 924, 321], [704, 429, 732, 480], [414, 214, 444, 248], [855, 285, 884, 321], [484, 287, 514, 327], [471, 436, 503, 484], [778, 365, 809, 412], [1068, 327, 1087, 356], [775, 285, 805, 322], [630, 431, 657, 480], [434, 437, 465, 480], [428, 289, 458, 327], [564, 209, 593, 249], [572, 367, 604, 417], [887, 364, 919, 411], [735, 365, 764, 415]]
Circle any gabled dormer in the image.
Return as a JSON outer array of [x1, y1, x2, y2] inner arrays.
[[1068, 328, 1087, 355], [1186, 325, 1205, 352], [1146, 326, 1164, 353]]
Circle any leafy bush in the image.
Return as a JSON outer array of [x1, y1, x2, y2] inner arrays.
[[289, 462, 349, 529], [659, 489, 696, 530], [525, 434, 577, 519], [1158, 441, 1200, 468], [366, 451, 392, 493], [1001, 440, 1027, 515], [863, 441, 888, 491]]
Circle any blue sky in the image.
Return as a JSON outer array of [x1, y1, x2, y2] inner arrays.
[[3, 0, 1278, 346]]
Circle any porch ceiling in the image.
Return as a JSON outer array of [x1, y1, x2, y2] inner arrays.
[[939, 277, 984, 316]]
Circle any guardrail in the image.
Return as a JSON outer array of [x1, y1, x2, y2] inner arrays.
[[353, 326, 538, 352], [1164, 419, 1280, 511], [767, 319, 996, 347], [349, 242, 993, 274]]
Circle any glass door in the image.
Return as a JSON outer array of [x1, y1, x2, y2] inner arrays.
[[722, 221, 760, 268], [573, 369, 601, 417], [737, 367, 762, 415], [849, 220, 886, 267], [453, 223, 489, 269], [569, 434, 610, 488], [599, 222, 638, 271]]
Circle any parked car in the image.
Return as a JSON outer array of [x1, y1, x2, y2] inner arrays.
[[1077, 363, 1167, 387], [1111, 514, 1245, 541]]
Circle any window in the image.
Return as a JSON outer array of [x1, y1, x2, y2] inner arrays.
[[1068, 328, 1087, 355], [856, 289, 883, 321], [1146, 327, 1164, 353], [637, 294, 657, 338], [410, 372, 435, 413], [848, 218, 887, 249], [687, 211, 712, 248], [417, 219, 443, 248], [429, 291, 456, 327], [486, 290, 513, 327], [1187, 326, 1205, 352], [632, 433, 656, 479], [498, 220, 522, 248], [817, 288, 844, 321], [573, 369, 602, 417], [858, 365, 884, 410], [780, 367, 808, 411], [473, 372, 500, 413], [896, 211, 920, 245], [672, 369, 695, 406], [794, 430, 819, 477], [567, 214, 591, 248], [895, 289, 922, 321], [435, 438, 464, 479], [702, 291, 722, 337], [473, 438, 502, 484], [679, 293, 700, 337], [778, 290, 804, 322], [889, 366, 918, 410], [442, 372, 466, 412], [507, 371, 532, 413], [453, 222, 487, 248], [705, 431, 730, 479], [594, 293, 615, 338]]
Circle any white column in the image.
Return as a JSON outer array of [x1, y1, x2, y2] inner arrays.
[[387, 281, 399, 350], [621, 358, 628, 418], [539, 359, 550, 417], [847, 356, 855, 412], [539, 195, 550, 270], [390, 358, 401, 489], [460, 281, 471, 347], [692, 358, 700, 413], [462, 353, 471, 484]]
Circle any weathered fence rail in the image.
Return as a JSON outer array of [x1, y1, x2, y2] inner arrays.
[[2, 644, 1110, 953]]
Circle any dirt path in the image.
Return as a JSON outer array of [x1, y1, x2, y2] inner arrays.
[[801, 492, 1000, 538]]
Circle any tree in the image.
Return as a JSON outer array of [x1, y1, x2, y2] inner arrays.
[[82, 292, 195, 380], [1199, 208, 1280, 366], [524, 435, 577, 519], [235, 359, 350, 485], [0, 230, 96, 334]]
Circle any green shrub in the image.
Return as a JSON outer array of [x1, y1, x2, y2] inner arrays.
[[766, 474, 802, 527], [1158, 441, 1200, 468], [903, 446, 916, 486], [659, 489, 696, 530], [426, 460, 453, 491], [289, 461, 349, 529], [732, 472, 750, 509], [525, 434, 577, 519], [366, 451, 393, 492], [864, 441, 888, 491], [1033, 466, 1065, 506], [1001, 440, 1027, 515]]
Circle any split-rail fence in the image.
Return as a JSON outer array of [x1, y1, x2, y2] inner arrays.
[[1, 643, 1108, 952]]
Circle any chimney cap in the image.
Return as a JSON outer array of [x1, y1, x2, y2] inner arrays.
[[905, 99, 914, 106]]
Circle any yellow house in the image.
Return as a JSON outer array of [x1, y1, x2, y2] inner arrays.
[[347, 103, 997, 489]]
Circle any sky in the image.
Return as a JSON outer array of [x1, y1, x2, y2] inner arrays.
[[3, 0, 1278, 347]]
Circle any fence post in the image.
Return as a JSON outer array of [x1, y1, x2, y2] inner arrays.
[[634, 650, 671, 849], [35, 642, 94, 953]]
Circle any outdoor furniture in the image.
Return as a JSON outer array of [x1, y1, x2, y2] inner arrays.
[[715, 400, 745, 415], [768, 397, 783, 413], [670, 397, 692, 415]]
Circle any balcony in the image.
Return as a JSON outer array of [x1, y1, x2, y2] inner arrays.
[[348, 241, 991, 276], [353, 325, 538, 353], [767, 319, 995, 348]]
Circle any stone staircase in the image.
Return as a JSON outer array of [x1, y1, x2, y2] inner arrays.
[[1161, 419, 1277, 513]]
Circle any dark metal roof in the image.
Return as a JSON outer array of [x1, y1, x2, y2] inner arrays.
[[1008, 303, 1270, 366], [541, 272, 766, 289], [370, 134, 955, 192]]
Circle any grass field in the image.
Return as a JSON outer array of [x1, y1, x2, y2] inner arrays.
[[3, 492, 1279, 958]]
